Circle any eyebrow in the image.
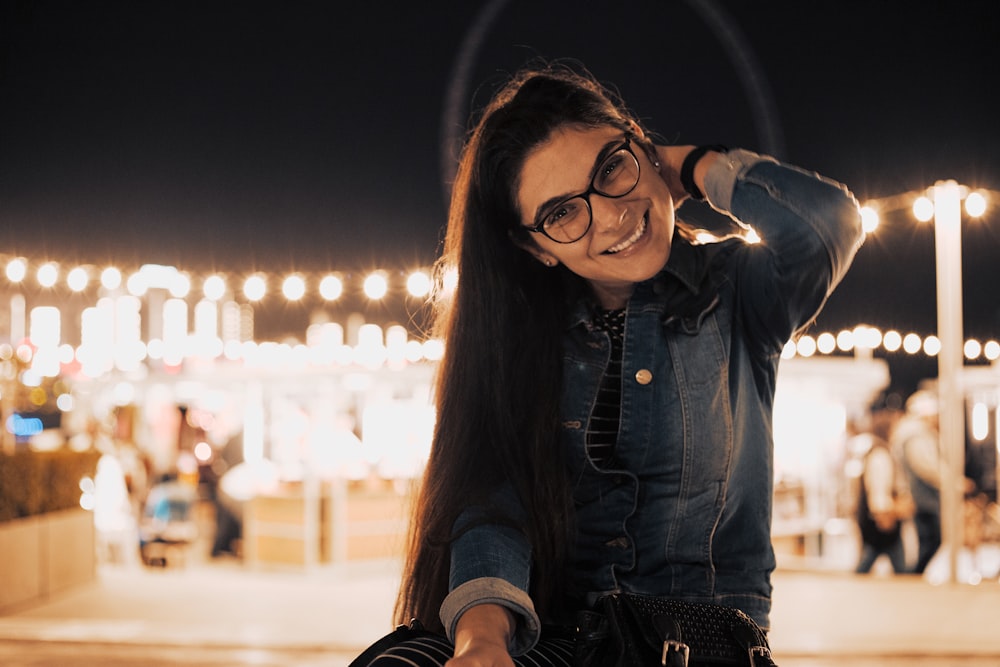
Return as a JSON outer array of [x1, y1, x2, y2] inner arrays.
[[531, 136, 626, 227]]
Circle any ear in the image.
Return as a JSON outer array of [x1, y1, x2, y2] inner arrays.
[[509, 229, 559, 267], [626, 121, 661, 171]]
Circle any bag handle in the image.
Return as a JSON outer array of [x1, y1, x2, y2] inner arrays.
[[731, 623, 777, 667]]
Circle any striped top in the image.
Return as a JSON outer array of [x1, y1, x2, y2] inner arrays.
[[586, 308, 625, 468]]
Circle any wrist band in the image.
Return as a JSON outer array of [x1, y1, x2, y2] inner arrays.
[[680, 144, 727, 201]]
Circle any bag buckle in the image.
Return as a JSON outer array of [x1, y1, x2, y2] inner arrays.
[[748, 645, 773, 666], [661, 639, 690, 666]]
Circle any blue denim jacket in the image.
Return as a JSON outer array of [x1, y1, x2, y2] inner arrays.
[[441, 150, 864, 655]]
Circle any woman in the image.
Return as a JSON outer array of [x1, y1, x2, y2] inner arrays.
[[367, 61, 863, 666]]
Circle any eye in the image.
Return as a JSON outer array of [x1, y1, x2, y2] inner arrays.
[[544, 205, 570, 227], [543, 198, 585, 229], [596, 154, 625, 187]]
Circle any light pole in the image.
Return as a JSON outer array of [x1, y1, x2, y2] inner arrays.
[[930, 180, 965, 584], [862, 182, 995, 583]]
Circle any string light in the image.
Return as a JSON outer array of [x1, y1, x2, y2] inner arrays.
[[100, 267, 122, 290], [66, 267, 89, 292], [363, 272, 388, 300], [5, 258, 27, 283], [319, 274, 344, 301], [281, 274, 306, 301], [203, 275, 226, 301], [37, 263, 58, 288], [2, 254, 431, 303], [777, 327, 1000, 362], [243, 274, 266, 302], [1, 254, 997, 365]]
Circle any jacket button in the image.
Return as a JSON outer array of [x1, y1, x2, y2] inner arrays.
[[635, 369, 653, 385]]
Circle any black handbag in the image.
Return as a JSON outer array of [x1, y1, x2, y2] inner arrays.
[[348, 618, 434, 667], [574, 593, 777, 666]]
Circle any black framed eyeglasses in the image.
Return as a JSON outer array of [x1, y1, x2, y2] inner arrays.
[[526, 135, 641, 244]]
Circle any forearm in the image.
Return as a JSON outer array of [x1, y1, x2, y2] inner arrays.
[[446, 501, 540, 655], [702, 150, 863, 344], [441, 577, 540, 656], [666, 145, 864, 291], [712, 152, 863, 287], [451, 603, 515, 663]]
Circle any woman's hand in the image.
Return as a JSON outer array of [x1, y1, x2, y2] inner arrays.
[[446, 603, 516, 667]]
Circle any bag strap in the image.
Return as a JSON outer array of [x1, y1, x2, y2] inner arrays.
[[651, 613, 690, 667]]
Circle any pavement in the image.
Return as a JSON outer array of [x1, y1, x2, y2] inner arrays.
[[1, 552, 999, 666]]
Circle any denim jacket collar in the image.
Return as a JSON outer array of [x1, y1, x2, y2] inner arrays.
[[566, 233, 739, 334]]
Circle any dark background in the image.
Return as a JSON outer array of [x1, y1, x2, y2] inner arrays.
[[2, 0, 999, 396]]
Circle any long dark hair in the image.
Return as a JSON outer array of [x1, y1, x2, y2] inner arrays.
[[395, 61, 663, 629]]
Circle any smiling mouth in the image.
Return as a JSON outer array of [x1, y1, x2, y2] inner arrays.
[[604, 214, 647, 254]]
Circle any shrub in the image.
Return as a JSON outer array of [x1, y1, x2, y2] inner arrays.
[[0, 449, 101, 522]]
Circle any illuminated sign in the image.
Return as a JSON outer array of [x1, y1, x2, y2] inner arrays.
[[7, 413, 44, 437]]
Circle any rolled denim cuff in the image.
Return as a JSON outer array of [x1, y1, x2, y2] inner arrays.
[[702, 148, 777, 213], [440, 577, 541, 656]]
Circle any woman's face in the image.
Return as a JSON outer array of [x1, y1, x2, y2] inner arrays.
[[516, 125, 675, 308]]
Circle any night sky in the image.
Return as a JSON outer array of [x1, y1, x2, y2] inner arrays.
[[2, 0, 999, 395]]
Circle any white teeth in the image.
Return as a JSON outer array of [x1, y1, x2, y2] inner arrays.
[[606, 216, 646, 254]]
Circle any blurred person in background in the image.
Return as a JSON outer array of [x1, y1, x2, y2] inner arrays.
[[853, 408, 911, 574], [893, 389, 974, 575]]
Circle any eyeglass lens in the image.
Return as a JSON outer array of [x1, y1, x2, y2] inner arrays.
[[542, 146, 640, 243]]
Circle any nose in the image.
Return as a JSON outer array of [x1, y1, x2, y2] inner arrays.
[[590, 195, 628, 233]]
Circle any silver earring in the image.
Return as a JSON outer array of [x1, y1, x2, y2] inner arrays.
[[653, 160, 661, 170]]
